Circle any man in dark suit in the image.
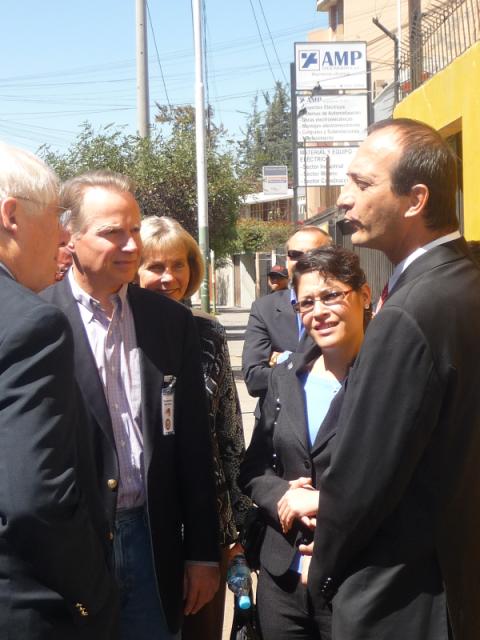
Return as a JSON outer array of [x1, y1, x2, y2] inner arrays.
[[0, 142, 118, 638], [242, 226, 331, 407], [41, 170, 219, 640], [306, 118, 480, 639]]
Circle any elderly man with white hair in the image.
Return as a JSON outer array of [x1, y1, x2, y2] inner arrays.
[[0, 141, 118, 639]]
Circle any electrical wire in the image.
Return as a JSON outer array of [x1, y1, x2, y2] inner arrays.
[[248, 0, 278, 85], [146, 0, 172, 109], [256, 0, 289, 84]]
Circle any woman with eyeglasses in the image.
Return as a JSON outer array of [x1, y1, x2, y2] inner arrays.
[[240, 246, 372, 640]]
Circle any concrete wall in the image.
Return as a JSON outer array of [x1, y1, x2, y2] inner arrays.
[[239, 254, 256, 308], [215, 259, 234, 307]]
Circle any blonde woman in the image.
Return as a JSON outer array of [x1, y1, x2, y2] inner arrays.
[[138, 215, 251, 640]]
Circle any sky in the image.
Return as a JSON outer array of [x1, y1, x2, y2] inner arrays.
[[0, 1, 327, 154]]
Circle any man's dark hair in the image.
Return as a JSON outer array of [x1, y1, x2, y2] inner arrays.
[[369, 118, 458, 231]]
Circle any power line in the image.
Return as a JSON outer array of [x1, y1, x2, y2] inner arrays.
[[256, 0, 288, 84], [146, 1, 172, 109], [248, 0, 278, 85]]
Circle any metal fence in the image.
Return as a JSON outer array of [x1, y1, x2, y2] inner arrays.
[[399, 0, 480, 97]]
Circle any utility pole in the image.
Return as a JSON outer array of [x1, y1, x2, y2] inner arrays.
[[408, 0, 422, 90], [372, 17, 399, 105], [136, 0, 150, 138], [290, 63, 299, 225], [192, 0, 210, 312]]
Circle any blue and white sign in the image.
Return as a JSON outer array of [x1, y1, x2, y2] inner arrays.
[[295, 42, 367, 91], [262, 165, 288, 195]]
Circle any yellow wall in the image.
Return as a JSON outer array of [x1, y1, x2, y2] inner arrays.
[[394, 41, 480, 239]]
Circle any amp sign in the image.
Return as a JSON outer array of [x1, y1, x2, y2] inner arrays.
[[295, 42, 367, 91]]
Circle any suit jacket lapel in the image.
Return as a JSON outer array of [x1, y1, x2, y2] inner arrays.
[[289, 343, 345, 456], [310, 383, 345, 455], [128, 286, 163, 471], [55, 278, 115, 446], [281, 344, 320, 451], [390, 237, 468, 298]]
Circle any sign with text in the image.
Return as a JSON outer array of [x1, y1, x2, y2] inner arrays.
[[295, 41, 367, 90], [297, 94, 368, 143], [297, 146, 357, 187], [262, 165, 288, 195]]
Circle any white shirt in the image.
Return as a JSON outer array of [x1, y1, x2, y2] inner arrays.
[[386, 230, 462, 296]]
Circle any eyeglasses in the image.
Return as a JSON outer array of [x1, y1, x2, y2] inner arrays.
[[287, 249, 305, 260], [293, 289, 354, 314]]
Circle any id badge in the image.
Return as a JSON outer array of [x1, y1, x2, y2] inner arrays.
[[162, 375, 176, 436]]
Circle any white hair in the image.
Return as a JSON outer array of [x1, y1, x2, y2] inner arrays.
[[0, 141, 59, 212]]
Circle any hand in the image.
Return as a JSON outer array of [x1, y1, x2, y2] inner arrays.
[[298, 538, 315, 557], [269, 351, 283, 367], [277, 486, 319, 533], [288, 476, 312, 490], [300, 554, 312, 586], [227, 542, 245, 563], [183, 564, 220, 615]]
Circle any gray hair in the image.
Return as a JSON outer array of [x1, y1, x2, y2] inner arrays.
[[60, 169, 135, 235], [0, 141, 59, 213]]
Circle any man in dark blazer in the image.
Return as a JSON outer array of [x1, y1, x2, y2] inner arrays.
[[41, 170, 219, 640], [242, 226, 331, 408], [0, 142, 118, 638], [307, 118, 480, 639]]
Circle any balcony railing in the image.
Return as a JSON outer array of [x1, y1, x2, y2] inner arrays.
[[399, 0, 480, 97]]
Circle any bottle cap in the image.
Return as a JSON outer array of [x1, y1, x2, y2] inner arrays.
[[238, 595, 251, 610]]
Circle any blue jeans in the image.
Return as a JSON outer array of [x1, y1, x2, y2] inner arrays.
[[113, 506, 180, 640]]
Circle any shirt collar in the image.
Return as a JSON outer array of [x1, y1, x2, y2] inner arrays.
[[68, 268, 128, 320], [388, 230, 461, 294], [0, 262, 15, 280]]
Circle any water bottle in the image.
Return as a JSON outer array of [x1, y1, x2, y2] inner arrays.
[[227, 554, 252, 610]]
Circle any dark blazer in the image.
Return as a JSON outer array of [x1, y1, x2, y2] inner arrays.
[[0, 270, 118, 639], [308, 238, 480, 640], [41, 277, 219, 635], [242, 289, 313, 415], [240, 344, 344, 577]]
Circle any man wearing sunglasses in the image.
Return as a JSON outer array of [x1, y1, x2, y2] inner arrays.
[[242, 226, 331, 413]]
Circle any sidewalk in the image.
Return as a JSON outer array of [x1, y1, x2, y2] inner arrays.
[[215, 306, 256, 445], [214, 306, 257, 640]]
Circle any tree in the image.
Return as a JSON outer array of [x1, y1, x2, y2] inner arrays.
[[234, 219, 293, 254], [39, 113, 246, 258], [237, 82, 292, 190]]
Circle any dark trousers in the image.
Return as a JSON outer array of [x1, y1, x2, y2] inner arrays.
[[257, 567, 332, 640]]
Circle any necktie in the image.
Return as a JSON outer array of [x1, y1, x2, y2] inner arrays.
[[375, 282, 389, 313]]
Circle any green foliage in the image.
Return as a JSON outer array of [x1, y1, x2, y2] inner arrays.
[[39, 112, 246, 258], [234, 218, 294, 253], [237, 82, 292, 190]]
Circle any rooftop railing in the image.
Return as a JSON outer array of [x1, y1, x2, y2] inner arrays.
[[399, 0, 480, 97]]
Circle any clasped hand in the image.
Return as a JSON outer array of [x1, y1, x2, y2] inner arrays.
[[277, 477, 319, 534]]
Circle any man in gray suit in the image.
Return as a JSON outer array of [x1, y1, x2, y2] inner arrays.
[[307, 118, 480, 640]]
